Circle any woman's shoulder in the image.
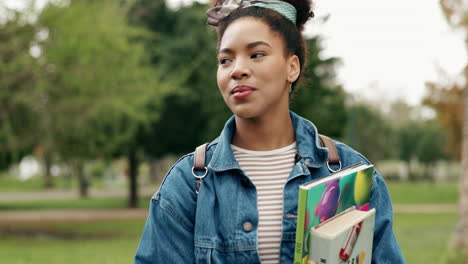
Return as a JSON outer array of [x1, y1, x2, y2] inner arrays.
[[331, 139, 389, 193], [153, 139, 220, 200], [331, 139, 372, 167], [153, 152, 195, 199]]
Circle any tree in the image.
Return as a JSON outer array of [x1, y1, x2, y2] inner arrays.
[[424, 81, 463, 159], [290, 38, 347, 139], [36, 0, 164, 197], [0, 9, 37, 171], [439, 0, 468, 258], [343, 103, 398, 162], [126, 0, 230, 206]]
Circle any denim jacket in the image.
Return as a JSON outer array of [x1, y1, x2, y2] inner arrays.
[[134, 111, 405, 264]]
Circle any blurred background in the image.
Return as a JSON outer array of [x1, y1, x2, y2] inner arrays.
[[0, 0, 467, 263]]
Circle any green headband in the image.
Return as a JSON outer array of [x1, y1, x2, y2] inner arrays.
[[207, 0, 297, 26]]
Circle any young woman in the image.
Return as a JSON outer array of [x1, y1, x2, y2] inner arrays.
[[134, 0, 405, 263]]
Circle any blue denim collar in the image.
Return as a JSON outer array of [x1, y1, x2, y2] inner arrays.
[[207, 111, 329, 172]]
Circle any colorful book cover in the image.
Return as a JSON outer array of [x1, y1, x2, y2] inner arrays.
[[309, 207, 376, 264], [293, 163, 374, 264]]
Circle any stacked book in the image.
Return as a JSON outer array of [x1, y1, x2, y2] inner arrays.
[[294, 163, 375, 264]]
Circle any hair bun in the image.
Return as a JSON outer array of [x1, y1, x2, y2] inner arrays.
[[285, 0, 313, 31], [309, 10, 315, 19]]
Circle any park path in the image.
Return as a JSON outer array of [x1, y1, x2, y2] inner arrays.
[[0, 186, 156, 202], [0, 204, 458, 223], [0, 208, 149, 223], [0, 187, 155, 223]]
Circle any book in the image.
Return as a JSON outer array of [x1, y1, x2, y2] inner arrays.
[[294, 163, 374, 264], [309, 207, 376, 264]]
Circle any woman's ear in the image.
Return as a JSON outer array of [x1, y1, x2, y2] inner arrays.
[[287, 55, 300, 83]]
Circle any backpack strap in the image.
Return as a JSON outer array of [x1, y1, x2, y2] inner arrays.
[[192, 135, 341, 193], [318, 134, 342, 172], [192, 143, 209, 194]]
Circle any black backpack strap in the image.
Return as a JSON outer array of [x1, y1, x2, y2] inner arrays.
[[319, 134, 342, 172]]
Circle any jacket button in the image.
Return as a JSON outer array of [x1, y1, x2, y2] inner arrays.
[[243, 222, 253, 232]]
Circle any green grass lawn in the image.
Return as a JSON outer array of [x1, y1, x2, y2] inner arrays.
[[0, 213, 458, 264], [0, 174, 49, 192], [0, 219, 146, 264], [394, 212, 457, 264], [0, 172, 130, 192], [387, 181, 458, 204]]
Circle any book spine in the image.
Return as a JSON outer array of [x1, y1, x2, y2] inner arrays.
[[294, 187, 307, 264]]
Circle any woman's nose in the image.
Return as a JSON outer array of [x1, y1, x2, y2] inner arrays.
[[230, 59, 251, 80]]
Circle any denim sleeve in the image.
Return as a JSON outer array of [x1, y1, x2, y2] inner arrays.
[[134, 156, 197, 264], [134, 199, 195, 264], [371, 170, 406, 264]]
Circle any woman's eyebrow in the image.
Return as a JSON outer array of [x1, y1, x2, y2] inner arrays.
[[246, 41, 271, 49], [219, 41, 272, 54]]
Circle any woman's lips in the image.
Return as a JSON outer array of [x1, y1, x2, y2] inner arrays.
[[232, 86, 255, 99]]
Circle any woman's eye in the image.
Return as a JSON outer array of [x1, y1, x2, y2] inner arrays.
[[219, 58, 231, 65], [251, 52, 265, 59]]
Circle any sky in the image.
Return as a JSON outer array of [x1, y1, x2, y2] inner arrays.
[[4, 0, 466, 106]]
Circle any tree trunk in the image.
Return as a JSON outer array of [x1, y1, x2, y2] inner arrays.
[[76, 162, 88, 198], [43, 151, 54, 189], [128, 149, 139, 208], [454, 65, 468, 253]]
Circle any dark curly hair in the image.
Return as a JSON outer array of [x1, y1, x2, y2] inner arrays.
[[214, 0, 314, 91]]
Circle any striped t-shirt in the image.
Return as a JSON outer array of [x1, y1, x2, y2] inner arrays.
[[231, 142, 297, 264]]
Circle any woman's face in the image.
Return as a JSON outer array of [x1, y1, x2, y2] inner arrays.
[[217, 17, 299, 119]]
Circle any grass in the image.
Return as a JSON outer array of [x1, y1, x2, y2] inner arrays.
[[0, 196, 152, 211], [0, 173, 110, 192], [0, 213, 457, 264], [386, 181, 458, 204], [0, 175, 47, 192], [394, 212, 457, 264], [0, 219, 146, 264]]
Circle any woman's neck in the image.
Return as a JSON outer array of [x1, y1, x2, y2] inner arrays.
[[232, 110, 295, 151]]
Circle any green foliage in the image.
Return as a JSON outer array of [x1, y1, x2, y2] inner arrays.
[[139, 94, 206, 158], [341, 100, 450, 164], [128, 0, 231, 158], [344, 103, 398, 162], [0, 12, 38, 169], [291, 38, 347, 138], [35, 0, 165, 161], [398, 120, 449, 163]]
